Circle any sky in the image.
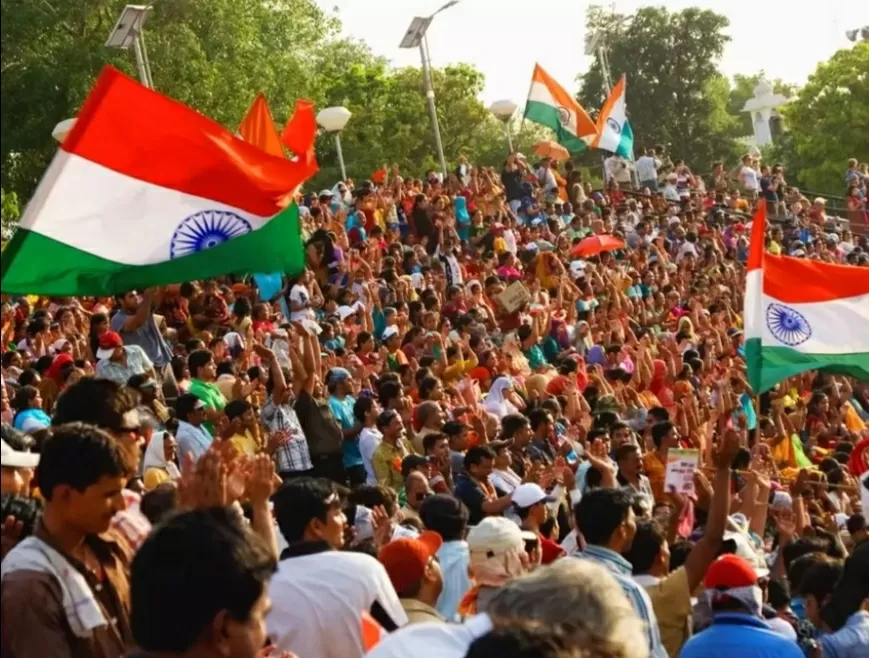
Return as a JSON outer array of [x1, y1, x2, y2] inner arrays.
[[316, 0, 863, 105]]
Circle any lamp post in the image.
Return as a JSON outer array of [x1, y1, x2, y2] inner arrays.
[[399, 1, 460, 178], [106, 5, 155, 88], [317, 106, 352, 182], [489, 99, 518, 153], [52, 118, 77, 144]]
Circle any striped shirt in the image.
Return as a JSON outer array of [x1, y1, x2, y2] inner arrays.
[[573, 545, 668, 658], [262, 396, 313, 474]]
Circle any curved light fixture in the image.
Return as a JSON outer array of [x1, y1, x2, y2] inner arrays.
[[316, 106, 352, 132], [489, 99, 518, 121], [52, 118, 77, 143]]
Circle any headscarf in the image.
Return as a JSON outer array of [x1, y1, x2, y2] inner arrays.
[[586, 345, 606, 366], [550, 318, 570, 351], [142, 431, 180, 480], [483, 376, 519, 419], [574, 321, 594, 355], [46, 353, 74, 385]]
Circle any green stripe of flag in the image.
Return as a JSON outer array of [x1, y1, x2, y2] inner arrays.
[[745, 338, 869, 393], [1, 203, 306, 295], [524, 101, 588, 153]]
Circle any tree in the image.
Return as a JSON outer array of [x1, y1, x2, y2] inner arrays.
[[726, 73, 798, 139], [779, 43, 869, 194], [577, 5, 738, 173]]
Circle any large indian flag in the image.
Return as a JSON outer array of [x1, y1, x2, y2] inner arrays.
[[524, 64, 597, 153], [1, 67, 316, 296], [744, 202, 869, 392], [591, 75, 634, 160]]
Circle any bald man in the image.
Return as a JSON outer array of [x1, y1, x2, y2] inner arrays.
[[400, 471, 432, 526]]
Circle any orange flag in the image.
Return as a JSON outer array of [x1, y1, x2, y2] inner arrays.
[[238, 93, 285, 159], [281, 99, 317, 169]]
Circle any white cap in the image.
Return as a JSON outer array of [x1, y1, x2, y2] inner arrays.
[[382, 326, 400, 341], [0, 439, 40, 469], [512, 483, 557, 509], [318, 189, 335, 197], [467, 516, 525, 555]]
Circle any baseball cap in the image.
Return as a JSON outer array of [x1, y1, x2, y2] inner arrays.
[[318, 189, 335, 198], [467, 517, 525, 556], [96, 331, 124, 360], [512, 483, 557, 509], [705, 554, 758, 589], [0, 438, 40, 469], [378, 531, 443, 595], [382, 326, 400, 341]]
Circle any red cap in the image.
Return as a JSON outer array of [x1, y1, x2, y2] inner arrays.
[[378, 531, 442, 595], [704, 554, 758, 590], [98, 331, 123, 350], [733, 223, 746, 232]]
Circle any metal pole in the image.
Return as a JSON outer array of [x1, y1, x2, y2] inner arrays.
[[503, 120, 514, 153], [334, 132, 347, 182], [132, 37, 151, 88], [137, 31, 155, 89], [419, 35, 447, 178]]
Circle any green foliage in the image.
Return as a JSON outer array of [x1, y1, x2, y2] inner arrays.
[[779, 43, 869, 194], [578, 5, 739, 173], [0, 0, 514, 203], [1, 188, 20, 242]]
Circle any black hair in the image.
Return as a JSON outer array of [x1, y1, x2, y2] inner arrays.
[[418, 376, 440, 400], [732, 447, 752, 471], [52, 378, 139, 434], [187, 349, 213, 379], [573, 488, 635, 546], [767, 579, 791, 610], [528, 408, 552, 432], [36, 423, 130, 500], [614, 442, 641, 464], [650, 421, 675, 449], [130, 507, 276, 652], [1, 423, 35, 453], [422, 432, 448, 455], [349, 484, 397, 519], [783, 537, 830, 572], [846, 513, 866, 536], [354, 396, 376, 423], [799, 559, 843, 600], [139, 482, 178, 525], [419, 493, 469, 541], [500, 413, 530, 439], [648, 407, 670, 423], [224, 399, 252, 421], [377, 380, 402, 408], [623, 520, 666, 574], [273, 477, 340, 542], [463, 445, 495, 472], [215, 361, 236, 378], [175, 393, 202, 423]]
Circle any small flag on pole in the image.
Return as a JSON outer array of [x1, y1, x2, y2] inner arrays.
[[591, 75, 634, 160]]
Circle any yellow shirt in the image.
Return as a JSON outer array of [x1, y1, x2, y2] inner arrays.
[[144, 467, 171, 490], [230, 430, 259, 456], [372, 438, 413, 491], [638, 567, 693, 658]]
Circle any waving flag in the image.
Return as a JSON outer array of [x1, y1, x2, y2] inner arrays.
[[524, 64, 597, 153], [744, 202, 869, 392], [591, 75, 634, 160], [1, 67, 316, 295], [238, 93, 285, 158]]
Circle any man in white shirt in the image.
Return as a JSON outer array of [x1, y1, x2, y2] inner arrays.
[[635, 148, 661, 191], [737, 154, 759, 198], [662, 174, 680, 202], [605, 154, 633, 189], [535, 158, 558, 201]]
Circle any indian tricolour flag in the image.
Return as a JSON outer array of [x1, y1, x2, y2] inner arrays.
[[1, 67, 316, 296], [591, 75, 634, 160], [744, 201, 869, 393], [524, 64, 597, 153]]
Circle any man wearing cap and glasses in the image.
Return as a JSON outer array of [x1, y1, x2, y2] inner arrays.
[[379, 531, 445, 625], [94, 331, 155, 387]]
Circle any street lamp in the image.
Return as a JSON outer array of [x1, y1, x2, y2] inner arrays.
[[489, 99, 518, 152], [317, 106, 352, 182], [106, 4, 155, 88], [52, 118, 77, 144], [399, 1, 460, 178]]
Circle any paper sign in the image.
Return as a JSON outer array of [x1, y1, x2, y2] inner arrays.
[[497, 281, 531, 314], [664, 448, 700, 495]]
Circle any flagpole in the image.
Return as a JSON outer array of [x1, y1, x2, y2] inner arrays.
[[518, 65, 537, 151]]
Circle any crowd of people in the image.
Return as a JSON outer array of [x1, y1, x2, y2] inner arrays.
[[1, 145, 868, 658]]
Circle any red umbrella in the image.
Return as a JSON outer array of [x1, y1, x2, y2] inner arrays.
[[570, 235, 625, 257]]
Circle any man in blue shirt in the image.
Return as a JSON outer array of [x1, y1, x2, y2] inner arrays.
[[680, 554, 802, 658], [325, 367, 363, 485], [573, 488, 668, 658]]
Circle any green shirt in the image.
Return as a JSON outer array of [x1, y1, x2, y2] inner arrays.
[[188, 378, 227, 436]]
